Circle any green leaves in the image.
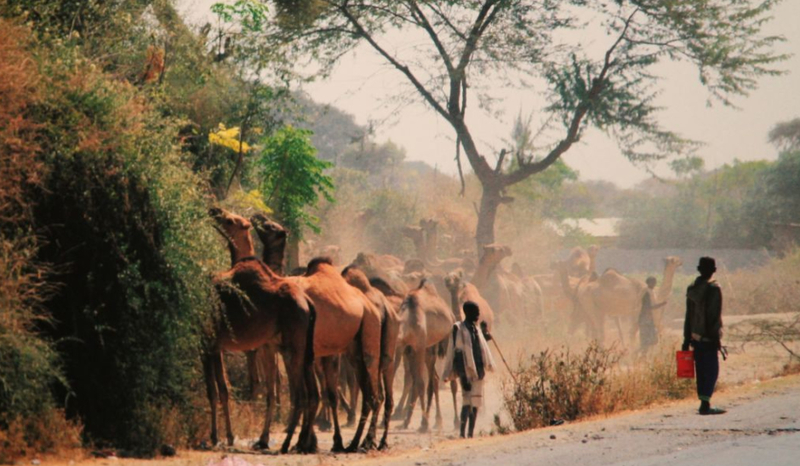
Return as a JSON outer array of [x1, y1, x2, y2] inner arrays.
[[212, 0, 270, 32], [257, 125, 334, 237]]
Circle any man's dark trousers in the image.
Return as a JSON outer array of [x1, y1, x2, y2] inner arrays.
[[692, 341, 719, 401]]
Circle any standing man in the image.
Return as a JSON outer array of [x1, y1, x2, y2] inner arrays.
[[682, 257, 726, 415], [637, 276, 667, 354], [443, 301, 495, 438]]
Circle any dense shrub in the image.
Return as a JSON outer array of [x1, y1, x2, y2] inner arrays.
[[0, 19, 79, 463], [0, 29, 226, 455]]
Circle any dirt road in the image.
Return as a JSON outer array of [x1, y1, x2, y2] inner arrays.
[[42, 373, 800, 466]]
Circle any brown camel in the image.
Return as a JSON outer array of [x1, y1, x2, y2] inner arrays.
[[442, 269, 495, 428], [251, 215, 384, 452], [531, 245, 599, 320], [563, 256, 683, 345], [471, 244, 543, 321], [207, 208, 317, 453], [341, 265, 401, 449], [394, 279, 455, 432]]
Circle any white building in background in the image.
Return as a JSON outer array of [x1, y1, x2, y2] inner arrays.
[[546, 218, 622, 247]]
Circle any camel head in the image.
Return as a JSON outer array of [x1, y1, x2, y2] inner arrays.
[[403, 258, 426, 274], [419, 218, 439, 236], [353, 252, 376, 270], [250, 213, 287, 273], [480, 244, 512, 267], [443, 269, 465, 293], [566, 246, 591, 277], [209, 207, 255, 261], [664, 256, 683, 270], [587, 245, 600, 258], [250, 213, 286, 243]]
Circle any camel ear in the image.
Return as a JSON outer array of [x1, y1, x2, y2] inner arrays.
[[209, 207, 222, 218]]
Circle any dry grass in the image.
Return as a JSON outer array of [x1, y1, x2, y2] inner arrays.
[[500, 342, 693, 432]]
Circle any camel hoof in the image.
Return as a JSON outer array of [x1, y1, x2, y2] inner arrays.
[[252, 439, 269, 451], [331, 435, 345, 453], [378, 440, 389, 451], [359, 434, 377, 452], [344, 443, 361, 454], [294, 439, 318, 455], [434, 420, 443, 431], [417, 424, 429, 434], [226, 435, 235, 447]]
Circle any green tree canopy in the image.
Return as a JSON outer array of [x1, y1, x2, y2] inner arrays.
[[258, 125, 335, 237]]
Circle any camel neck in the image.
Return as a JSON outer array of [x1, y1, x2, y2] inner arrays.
[[234, 255, 259, 265]]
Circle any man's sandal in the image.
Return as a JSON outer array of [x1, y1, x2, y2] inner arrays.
[[699, 407, 727, 415]]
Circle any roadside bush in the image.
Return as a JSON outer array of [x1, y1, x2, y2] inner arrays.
[[504, 343, 621, 431], [502, 343, 693, 432]]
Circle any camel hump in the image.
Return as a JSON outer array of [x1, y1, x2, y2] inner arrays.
[[306, 256, 334, 273], [342, 265, 371, 292], [369, 277, 400, 297]]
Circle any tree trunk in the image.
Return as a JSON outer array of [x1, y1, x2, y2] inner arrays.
[[476, 185, 502, 255], [287, 235, 300, 272]]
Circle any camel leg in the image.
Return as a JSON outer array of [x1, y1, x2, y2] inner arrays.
[[378, 347, 395, 450], [246, 349, 260, 400], [347, 331, 382, 452], [424, 349, 442, 431], [343, 359, 359, 427], [321, 356, 346, 452], [393, 350, 413, 421], [254, 347, 277, 450], [313, 361, 332, 431], [450, 379, 459, 431], [291, 311, 320, 456], [297, 350, 320, 454], [203, 352, 220, 446], [211, 351, 235, 446], [273, 354, 282, 422], [403, 348, 427, 431], [279, 347, 307, 454]]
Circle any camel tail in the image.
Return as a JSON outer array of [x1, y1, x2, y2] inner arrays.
[[305, 301, 316, 368], [379, 304, 390, 370], [436, 338, 448, 359]]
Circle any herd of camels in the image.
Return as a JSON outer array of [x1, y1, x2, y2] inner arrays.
[[205, 208, 683, 453]]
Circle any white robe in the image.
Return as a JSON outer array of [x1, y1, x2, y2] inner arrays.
[[442, 321, 495, 383]]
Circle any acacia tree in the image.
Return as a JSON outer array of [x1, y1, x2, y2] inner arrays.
[[270, 0, 786, 252]]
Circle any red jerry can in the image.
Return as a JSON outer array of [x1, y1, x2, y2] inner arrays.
[[676, 350, 695, 378]]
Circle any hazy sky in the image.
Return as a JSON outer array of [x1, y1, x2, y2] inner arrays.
[[180, 1, 800, 188]]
